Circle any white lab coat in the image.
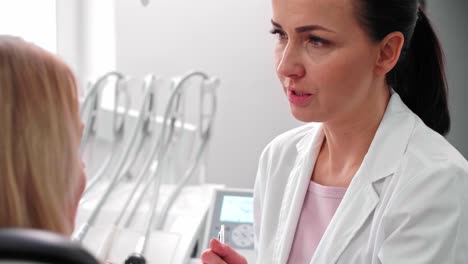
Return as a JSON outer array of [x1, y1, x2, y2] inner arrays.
[[253, 92, 468, 263]]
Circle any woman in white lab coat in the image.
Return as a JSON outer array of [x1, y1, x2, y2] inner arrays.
[[202, 0, 468, 263]]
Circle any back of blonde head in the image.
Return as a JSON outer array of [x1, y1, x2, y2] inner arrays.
[[0, 36, 81, 234]]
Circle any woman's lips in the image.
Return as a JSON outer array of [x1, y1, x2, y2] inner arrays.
[[287, 89, 314, 106]]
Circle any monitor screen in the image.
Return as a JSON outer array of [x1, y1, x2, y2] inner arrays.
[[219, 195, 254, 223]]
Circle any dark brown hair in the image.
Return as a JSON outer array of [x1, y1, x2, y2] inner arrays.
[[355, 1, 450, 135]]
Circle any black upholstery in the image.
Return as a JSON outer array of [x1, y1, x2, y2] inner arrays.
[[0, 228, 99, 264]]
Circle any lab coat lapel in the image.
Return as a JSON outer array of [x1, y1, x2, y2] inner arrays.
[[273, 124, 324, 264], [309, 168, 380, 263], [310, 93, 416, 263]]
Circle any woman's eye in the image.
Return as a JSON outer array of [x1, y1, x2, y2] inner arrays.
[[270, 29, 287, 40], [308, 36, 329, 47]]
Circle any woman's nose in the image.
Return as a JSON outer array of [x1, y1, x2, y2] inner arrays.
[[276, 44, 305, 79]]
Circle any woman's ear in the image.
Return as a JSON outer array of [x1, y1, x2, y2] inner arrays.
[[374, 31, 405, 76]]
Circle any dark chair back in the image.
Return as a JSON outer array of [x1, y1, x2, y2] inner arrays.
[[0, 228, 99, 264]]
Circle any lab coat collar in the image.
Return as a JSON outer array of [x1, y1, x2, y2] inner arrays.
[[294, 93, 413, 182], [274, 93, 416, 263], [312, 92, 416, 263], [364, 92, 415, 183], [273, 123, 324, 263]]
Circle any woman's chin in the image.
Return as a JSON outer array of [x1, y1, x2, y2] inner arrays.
[[290, 108, 321, 123]]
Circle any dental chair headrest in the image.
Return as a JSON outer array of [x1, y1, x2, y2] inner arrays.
[[0, 228, 99, 264]]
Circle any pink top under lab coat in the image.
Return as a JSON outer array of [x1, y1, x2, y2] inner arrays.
[[287, 181, 347, 263]]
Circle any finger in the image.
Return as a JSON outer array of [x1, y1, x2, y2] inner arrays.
[[210, 239, 248, 264], [201, 249, 227, 264]]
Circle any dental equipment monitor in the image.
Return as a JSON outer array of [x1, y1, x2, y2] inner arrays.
[[203, 188, 255, 262]]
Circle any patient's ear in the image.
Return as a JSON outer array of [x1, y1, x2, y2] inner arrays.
[[374, 31, 405, 76]]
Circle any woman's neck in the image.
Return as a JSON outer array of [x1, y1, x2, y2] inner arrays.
[[313, 85, 390, 187]]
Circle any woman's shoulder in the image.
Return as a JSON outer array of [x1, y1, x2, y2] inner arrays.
[[390, 91, 467, 171], [391, 117, 468, 199], [376, 118, 468, 233], [405, 117, 468, 173]]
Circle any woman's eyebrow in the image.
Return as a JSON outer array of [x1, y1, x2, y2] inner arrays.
[[271, 20, 283, 28], [271, 19, 335, 33]]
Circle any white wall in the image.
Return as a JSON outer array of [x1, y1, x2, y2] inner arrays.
[[0, 0, 57, 52], [57, 0, 82, 84], [57, 0, 116, 96], [113, 0, 301, 188]]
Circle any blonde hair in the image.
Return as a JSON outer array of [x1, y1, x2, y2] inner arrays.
[[0, 36, 81, 234]]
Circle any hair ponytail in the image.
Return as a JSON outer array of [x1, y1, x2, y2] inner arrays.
[[357, 1, 450, 135], [390, 8, 450, 135]]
